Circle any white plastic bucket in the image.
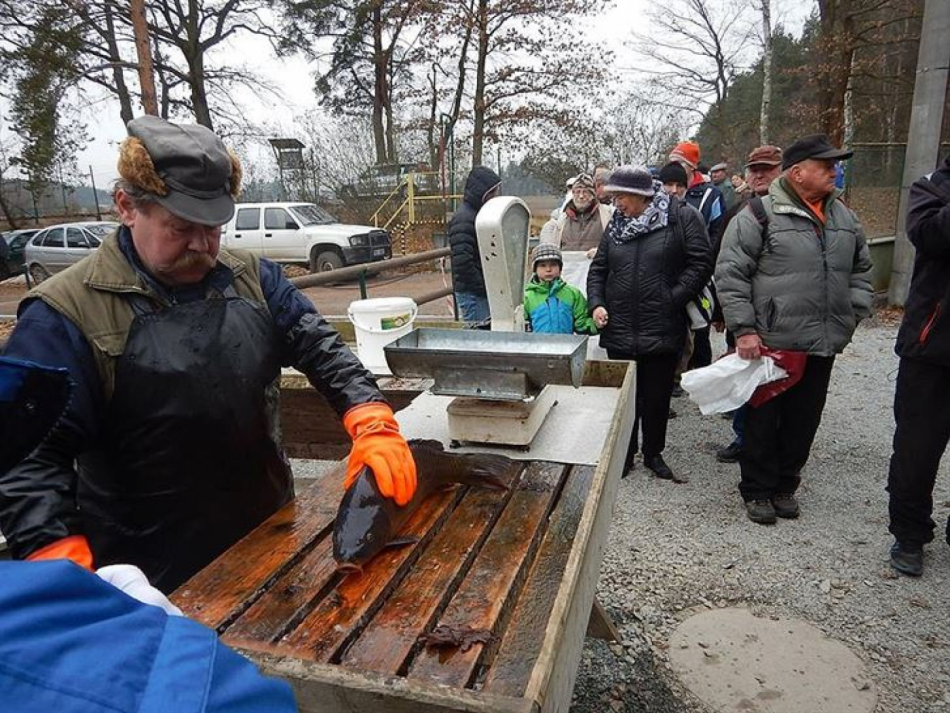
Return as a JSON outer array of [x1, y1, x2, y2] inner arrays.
[[347, 297, 418, 375]]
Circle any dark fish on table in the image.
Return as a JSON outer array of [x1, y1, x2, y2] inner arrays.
[[332, 439, 512, 574]]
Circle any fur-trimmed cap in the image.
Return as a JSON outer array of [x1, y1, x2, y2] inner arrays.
[[118, 116, 242, 226]]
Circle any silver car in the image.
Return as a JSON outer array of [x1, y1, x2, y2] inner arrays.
[[25, 222, 119, 284]]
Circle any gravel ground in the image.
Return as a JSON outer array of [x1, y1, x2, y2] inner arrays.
[[570, 320, 950, 713]]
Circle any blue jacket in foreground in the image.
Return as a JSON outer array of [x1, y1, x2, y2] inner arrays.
[[0, 561, 296, 713]]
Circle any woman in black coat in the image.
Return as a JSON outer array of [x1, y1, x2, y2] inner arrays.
[[587, 166, 712, 482]]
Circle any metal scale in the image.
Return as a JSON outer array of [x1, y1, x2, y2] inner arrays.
[[385, 197, 587, 447]]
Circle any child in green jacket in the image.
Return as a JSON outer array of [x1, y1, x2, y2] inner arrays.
[[524, 244, 597, 335]]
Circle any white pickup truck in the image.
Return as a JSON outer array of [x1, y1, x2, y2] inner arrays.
[[221, 202, 392, 273]]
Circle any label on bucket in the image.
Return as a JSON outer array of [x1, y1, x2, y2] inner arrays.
[[380, 312, 412, 330]]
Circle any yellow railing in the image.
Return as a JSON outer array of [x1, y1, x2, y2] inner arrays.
[[371, 171, 462, 231]]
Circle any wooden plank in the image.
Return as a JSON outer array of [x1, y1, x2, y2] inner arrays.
[[250, 653, 535, 713], [481, 465, 596, 697], [586, 598, 622, 643], [408, 461, 566, 689], [339, 480, 515, 675], [171, 465, 345, 630], [275, 486, 462, 663], [524, 363, 635, 713], [222, 535, 338, 644]]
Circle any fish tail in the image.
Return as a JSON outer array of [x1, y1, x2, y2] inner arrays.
[[459, 454, 514, 491]]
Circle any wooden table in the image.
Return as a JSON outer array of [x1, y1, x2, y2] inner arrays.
[[172, 361, 634, 713]]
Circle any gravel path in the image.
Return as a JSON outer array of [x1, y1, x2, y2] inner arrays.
[[570, 321, 950, 713]]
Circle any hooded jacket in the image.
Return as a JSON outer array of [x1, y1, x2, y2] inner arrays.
[[587, 196, 712, 356], [524, 276, 597, 335], [895, 155, 950, 365], [448, 166, 501, 296], [716, 177, 873, 356]]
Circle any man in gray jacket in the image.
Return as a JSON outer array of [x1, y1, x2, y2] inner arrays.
[[716, 135, 874, 524]]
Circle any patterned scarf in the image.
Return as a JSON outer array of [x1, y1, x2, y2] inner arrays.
[[607, 182, 670, 244]]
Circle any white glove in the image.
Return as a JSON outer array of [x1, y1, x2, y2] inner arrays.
[[96, 564, 183, 616]]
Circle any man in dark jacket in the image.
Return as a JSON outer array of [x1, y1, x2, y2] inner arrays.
[[0, 116, 418, 593], [717, 134, 873, 525], [588, 166, 712, 483], [887, 154, 950, 577], [448, 166, 501, 324]]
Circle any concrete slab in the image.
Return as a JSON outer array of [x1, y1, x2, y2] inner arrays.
[[668, 607, 876, 713]]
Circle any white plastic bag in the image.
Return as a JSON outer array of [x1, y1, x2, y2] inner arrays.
[[681, 354, 788, 415]]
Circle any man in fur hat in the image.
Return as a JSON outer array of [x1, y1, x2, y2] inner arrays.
[[0, 116, 418, 593]]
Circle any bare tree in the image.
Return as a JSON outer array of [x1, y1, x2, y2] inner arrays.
[[630, 0, 756, 155]]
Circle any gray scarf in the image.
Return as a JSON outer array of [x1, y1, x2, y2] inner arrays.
[[607, 182, 670, 244]]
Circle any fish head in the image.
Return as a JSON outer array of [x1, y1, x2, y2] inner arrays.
[[332, 472, 394, 569]]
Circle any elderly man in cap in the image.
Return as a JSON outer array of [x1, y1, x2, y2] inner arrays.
[[710, 162, 737, 210], [543, 174, 614, 255], [716, 134, 873, 525], [712, 145, 784, 464], [0, 116, 418, 592]]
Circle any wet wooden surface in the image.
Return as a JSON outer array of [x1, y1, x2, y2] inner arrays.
[[171, 457, 597, 700]]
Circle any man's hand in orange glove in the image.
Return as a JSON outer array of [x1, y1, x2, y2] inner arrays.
[[343, 402, 417, 506]]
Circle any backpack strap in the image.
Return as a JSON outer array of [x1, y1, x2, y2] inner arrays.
[[749, 195, 769, 229]]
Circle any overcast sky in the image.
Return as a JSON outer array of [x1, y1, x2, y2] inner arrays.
[[4, 0, 814, 190]]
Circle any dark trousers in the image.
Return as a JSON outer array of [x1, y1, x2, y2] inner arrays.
[[688, 327, 712, 369], [607, 350, 679, 470], [887, 358, 950, 548], [738, 356, 835, 501]]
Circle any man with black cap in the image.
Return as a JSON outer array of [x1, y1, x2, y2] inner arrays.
[[0, 116, 418, 592], [716, 134, 873, 525]]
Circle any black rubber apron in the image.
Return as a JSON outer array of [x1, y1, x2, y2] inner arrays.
[[78, 288, 292, 592]]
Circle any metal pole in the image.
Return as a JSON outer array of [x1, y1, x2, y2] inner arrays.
[[89, 166, 101, 221], [889, 0, 950, 306]]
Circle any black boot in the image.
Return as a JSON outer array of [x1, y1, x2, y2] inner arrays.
[[890, 541, 923, 577], [644, 454, 687, 483]]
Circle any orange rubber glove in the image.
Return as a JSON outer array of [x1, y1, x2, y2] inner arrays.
[[25, 535, 94, 571], [343, 402, 417, 506]]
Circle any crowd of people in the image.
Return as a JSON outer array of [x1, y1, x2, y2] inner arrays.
[[0, 114, 946, 710], [451, 135, 950, 580]]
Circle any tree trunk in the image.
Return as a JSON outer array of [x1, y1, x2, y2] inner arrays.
[[131, 0, 158, 115], [183, 0, 213, 129], [103, 2, 134, 124], [759, 0, 772, 145], [427, 65, 438, 169], [472, 0, 489, 165], [371, 6, 388, 164], [816, 0, 854, 144], [0, 188, 19, 230]]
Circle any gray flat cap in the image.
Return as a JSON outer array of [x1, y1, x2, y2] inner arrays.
[[126, 116, 236, 226]]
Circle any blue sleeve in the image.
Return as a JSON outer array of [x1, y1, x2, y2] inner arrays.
[[258, 259, 319, 337], [0, 300, 104, 556]]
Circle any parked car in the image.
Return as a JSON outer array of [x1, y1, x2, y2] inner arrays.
[[0, 229, 40, 281], [221, 202, 391, 273], [24, 222, 119, 284]]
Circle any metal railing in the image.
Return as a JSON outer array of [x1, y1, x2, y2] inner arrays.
[[288, 248, 456, 315], [370, 172, 462, 231]]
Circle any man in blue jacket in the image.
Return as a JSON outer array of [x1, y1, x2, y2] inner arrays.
[[888, 154, 950, 576], [0, 116, 417, 593], [0, 356, 296, 713]]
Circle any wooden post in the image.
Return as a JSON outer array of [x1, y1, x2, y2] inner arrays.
[[130, 0, 159, 116], [888, 0, 950, 305]]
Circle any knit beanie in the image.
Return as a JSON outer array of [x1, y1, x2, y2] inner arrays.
[[669, 141, 701, 169], [531, 243, 563, 272], [658, 162, 688, 187], [603, 166, 656, 197]]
